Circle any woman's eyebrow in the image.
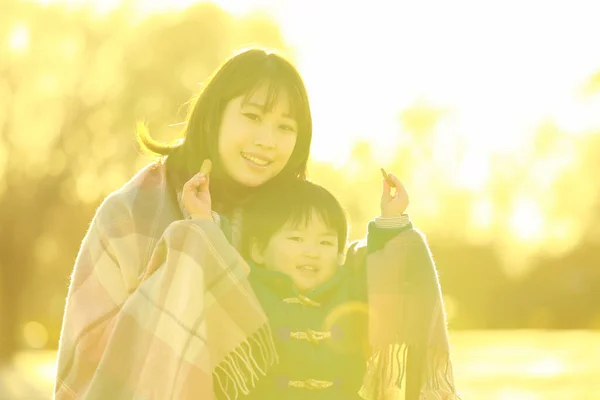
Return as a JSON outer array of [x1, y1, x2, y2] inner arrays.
[[243, 101, 295, 119], [243, 101, 265, 109]]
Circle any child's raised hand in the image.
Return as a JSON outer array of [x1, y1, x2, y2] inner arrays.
[[182, 160, 213, 220], [380, 169, 409, 218]]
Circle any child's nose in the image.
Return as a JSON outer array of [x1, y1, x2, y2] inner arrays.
[[303, 243, 320, 258]]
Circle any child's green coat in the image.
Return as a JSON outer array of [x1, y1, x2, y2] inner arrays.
[[244, 222, 411, 399]]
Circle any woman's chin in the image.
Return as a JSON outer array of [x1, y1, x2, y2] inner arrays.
[[229, 168, 273, 188]]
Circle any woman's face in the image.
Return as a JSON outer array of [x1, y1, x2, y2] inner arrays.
[[218, 84, 299, 187]]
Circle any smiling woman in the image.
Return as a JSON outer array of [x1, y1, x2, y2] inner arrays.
[[137, 47, 312, 214], [53, 48, 314, 400]]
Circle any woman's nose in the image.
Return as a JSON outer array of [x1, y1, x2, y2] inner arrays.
[[253, 123, 276, 149]]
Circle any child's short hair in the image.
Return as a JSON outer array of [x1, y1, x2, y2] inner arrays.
[[241, 179, 348, 257]]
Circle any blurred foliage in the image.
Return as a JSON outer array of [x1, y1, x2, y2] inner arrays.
[[0, 0, 291, 359], [1, 0, 599, 362]]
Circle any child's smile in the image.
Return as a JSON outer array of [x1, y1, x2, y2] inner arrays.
[[251, 210, 340, 293]]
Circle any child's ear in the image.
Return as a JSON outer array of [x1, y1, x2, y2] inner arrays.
[[337, 251, 346, 266], [337, 240, 348, 266], [250, 239, 265, 264]]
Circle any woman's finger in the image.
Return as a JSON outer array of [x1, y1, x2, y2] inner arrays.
[[184, 173, 206, 192], [196, 174, 210, 194]]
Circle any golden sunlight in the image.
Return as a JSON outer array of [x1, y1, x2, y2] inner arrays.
[[3, 3, 600, 398], [8, 23, 30, 53], [24, 0, 600, 255], [509, 197, 545, 243], [31, 0, 600, 161]]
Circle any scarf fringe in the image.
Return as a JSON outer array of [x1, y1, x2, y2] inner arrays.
[[358, 343, 461, 400], [213, 323, 279, 400]]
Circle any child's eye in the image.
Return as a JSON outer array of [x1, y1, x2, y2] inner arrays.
[[243, 112, 261, 121], [287, 236, 303, 242], [279, 124, 296, 133], [321, 240, 335, 246]]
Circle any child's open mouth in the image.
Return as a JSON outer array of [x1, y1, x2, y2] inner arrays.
[[297, 265, 319, 272]]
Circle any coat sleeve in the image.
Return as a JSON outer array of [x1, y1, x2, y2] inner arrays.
[[348, 226, 461, 400], [54, 196, 270, 400]]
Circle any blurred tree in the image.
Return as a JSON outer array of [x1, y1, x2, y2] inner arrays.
[[522, 243, 600, 329], [428, 240, 514, 329], [0, 1, 289, 358], [582, 68, 600, 96]]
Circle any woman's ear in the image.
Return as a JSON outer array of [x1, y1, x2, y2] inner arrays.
[[250, 239, 265, 265]]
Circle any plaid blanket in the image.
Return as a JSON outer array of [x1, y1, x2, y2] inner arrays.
[[54, 162, 276, 399], [54, 161, 459, 399]]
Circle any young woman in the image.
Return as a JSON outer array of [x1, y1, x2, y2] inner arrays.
[[54, 48, 312, 400]]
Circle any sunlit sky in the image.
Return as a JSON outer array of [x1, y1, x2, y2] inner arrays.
[[31, 0, 600, 166], [9, 0, 600, 261]]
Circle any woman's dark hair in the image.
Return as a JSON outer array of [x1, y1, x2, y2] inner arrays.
[[137, 48, 312, 208], [241, 179, 348, 258]]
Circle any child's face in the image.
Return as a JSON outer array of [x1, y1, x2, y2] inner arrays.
[[251, 210, 340, 293]]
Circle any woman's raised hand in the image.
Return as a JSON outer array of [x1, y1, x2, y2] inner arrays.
[[182, 160, 213, 220]]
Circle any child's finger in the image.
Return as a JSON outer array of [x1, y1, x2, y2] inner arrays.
[[389, 173, 409, 203], [388, 173, 405, 190], [380, 168, 395, 187], [381, 178, 393, 201]]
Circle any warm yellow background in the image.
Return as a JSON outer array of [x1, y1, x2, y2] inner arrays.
[[1, 0, 599, 398]]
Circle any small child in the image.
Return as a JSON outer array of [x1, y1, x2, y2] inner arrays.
[[239, 176, 460, 400]]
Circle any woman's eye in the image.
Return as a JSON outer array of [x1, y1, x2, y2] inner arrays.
[[243, 113, 261, 121]]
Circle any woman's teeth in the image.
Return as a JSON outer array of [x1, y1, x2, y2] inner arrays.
[[242, 153, 270, 166]]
